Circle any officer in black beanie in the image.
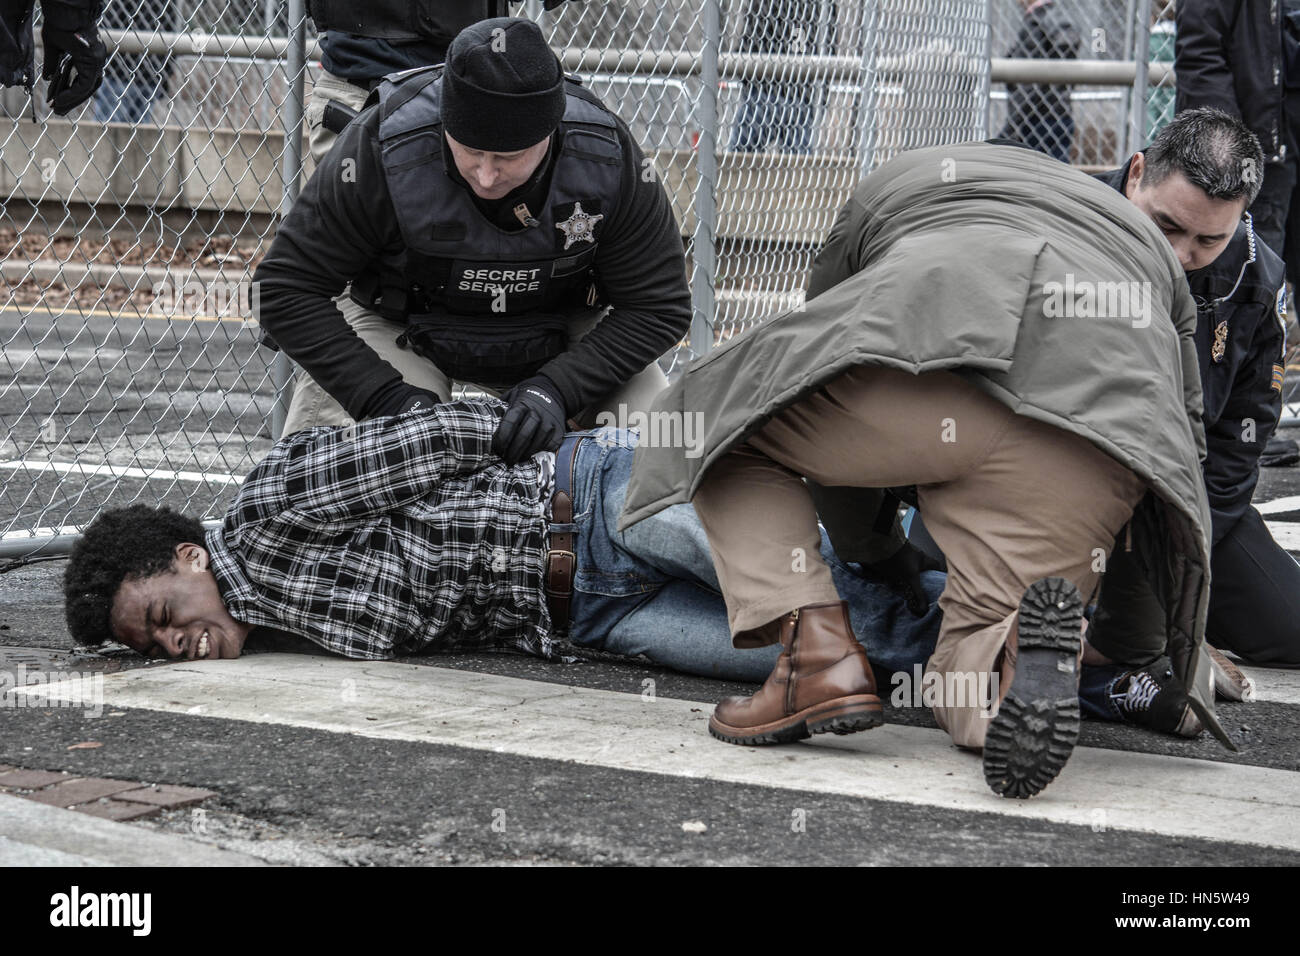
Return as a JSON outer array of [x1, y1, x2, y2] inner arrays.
[[302, 2, 585, 166], [255, 17, 692, 461]]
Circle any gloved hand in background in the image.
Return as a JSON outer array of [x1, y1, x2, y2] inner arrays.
[[492, 374, 566, 464], [41, 0, 106, 114]]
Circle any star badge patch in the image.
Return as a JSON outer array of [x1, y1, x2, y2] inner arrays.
[[555, 201, 603, 250]]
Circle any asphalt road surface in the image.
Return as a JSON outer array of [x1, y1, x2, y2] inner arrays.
[[2, 302, 1300, 867]]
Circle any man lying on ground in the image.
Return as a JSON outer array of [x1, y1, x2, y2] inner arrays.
[[62, 401, 942, 686], [619, 139, 1230, 800]]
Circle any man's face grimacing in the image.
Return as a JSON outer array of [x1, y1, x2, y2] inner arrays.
[[109, 543, 251, 661], [1123, 151, 1247, 272], [445, 131, 551, 201]]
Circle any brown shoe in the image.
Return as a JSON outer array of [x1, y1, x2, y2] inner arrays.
[[708, 601, 884, 745]]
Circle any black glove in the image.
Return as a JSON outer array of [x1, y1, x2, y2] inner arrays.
[[41, 3, 107, 115], [492, 375, 566, 464], [857, 541, 944, 618], [395, 387, 440, 416]]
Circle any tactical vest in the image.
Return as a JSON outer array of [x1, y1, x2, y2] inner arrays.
[[306, 0, 505, 44], [357, 66, 625, 388]]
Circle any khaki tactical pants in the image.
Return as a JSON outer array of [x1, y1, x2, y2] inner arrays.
[[690, 365, 1147, 749], [283, 73, 670, 434]]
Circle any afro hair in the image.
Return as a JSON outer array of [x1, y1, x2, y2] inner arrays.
[[63, 504, 207, 647]]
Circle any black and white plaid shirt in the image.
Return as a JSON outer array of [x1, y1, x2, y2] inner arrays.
[[206, 400, 558, 660]]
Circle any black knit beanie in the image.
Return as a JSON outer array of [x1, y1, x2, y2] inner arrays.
[[441, 17, 566, 151]]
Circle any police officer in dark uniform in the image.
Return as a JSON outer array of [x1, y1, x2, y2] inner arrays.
[[254, 17, 691, 462], [1084, 109, 1300, 704]]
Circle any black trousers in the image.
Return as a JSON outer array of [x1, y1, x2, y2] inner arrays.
[[1205, 508, 1300, 666], [1084, 506, 1300, 668]]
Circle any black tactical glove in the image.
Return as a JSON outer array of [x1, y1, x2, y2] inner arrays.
[[40, 1, 107, 115], [365, 384, 441, 418], [395, 387, 441, 416], [856, 540, 944, 618], [492, 375, 566, 464]]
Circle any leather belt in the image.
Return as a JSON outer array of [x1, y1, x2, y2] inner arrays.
[[545, 435, 584, 632]]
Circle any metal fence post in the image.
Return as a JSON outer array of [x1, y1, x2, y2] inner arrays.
[[1128, 0, 1153, 153], [854, 0, 880, 174], [690, 0, 720, 357], [1119, 0, 1136, 155], [980, 0, 994, 139], [271, 0, 307, 440]]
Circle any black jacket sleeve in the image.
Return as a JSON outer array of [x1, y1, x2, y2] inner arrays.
[[252, 107, 421, 420], [1174, 0, 1242, 116], [535, 119, 692, 414], [1203, 292, 1286, 545]]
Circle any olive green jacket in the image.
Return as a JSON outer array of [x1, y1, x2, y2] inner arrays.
[[620, 142, 1228, 747]]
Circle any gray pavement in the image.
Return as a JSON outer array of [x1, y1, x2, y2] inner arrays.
[[3, 304, 1300, 866]]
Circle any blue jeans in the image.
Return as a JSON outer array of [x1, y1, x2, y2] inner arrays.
[[562, 429, 944, 682], [1079, 664, 1127, 721]]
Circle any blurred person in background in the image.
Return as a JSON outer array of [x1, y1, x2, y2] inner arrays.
[[729, 0, 829, 154], [998, 0, 1080, 163], [93, 0, 175, 124]]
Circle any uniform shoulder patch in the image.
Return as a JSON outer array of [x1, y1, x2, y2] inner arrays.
[[1273, 363, 1286, 393]]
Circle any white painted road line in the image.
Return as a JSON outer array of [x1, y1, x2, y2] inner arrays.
[[1264, 520, 1300, 552], [0, 460, 243, 486], [19, 657, 1300, 852], [1256, 496, 1300, 515]]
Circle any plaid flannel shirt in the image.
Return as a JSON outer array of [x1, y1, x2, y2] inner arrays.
[[205, 400, 558, 660]]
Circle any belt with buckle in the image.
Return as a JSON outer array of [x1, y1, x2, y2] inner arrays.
[[545, 435, 584, 632]]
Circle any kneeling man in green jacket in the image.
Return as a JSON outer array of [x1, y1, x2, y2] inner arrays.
[[618, 141, 1230, 799]]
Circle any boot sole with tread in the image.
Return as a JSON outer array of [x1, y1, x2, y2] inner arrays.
[[983, 577, 1082, 799]]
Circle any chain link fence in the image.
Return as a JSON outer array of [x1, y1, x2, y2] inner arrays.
[[0, 0, 993, 557], [4, 0, 1294, 559]]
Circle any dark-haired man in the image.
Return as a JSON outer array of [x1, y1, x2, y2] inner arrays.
[[1076, 107, 1300, 734], [64, 401, 941, 693], [255, 17, 691, 465]]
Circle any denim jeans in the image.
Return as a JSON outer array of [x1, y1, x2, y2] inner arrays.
[[562, 428, 944, 682], [1079, 663, 1127, 721]]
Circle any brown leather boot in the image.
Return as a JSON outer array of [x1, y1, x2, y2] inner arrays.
[[709, 600, 884, 745]]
